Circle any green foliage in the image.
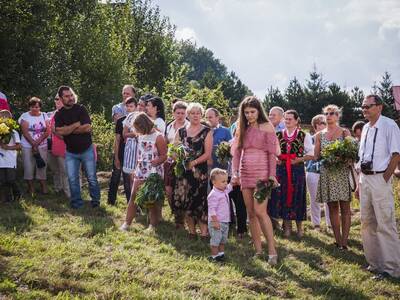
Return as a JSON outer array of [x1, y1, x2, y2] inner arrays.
[[135, 173, 165, 209], [215, 141, 232, 166], [321, 136, 358, 171], [184, 85, 232, 122], [90, 112, 114, 171], [253, 177, 280, 203], [1, 0, 248, 119]]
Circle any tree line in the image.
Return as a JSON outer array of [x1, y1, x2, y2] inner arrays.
[[264, 68, 398, 127], [0, 0, 251, 121]]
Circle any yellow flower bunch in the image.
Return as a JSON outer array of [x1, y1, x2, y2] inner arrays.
[[0, 122, 10, 135], [0, 117, 19, 143]]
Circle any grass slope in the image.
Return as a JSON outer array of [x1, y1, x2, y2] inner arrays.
[[0, 179, 399, 299]]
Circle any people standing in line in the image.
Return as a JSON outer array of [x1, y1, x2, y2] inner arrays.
[[231, 96, 279, 265], [172, 102, 213, 238], [269, 110, 314, 238], [108, 97, 137, 205], [18, 97, 50, 195], [306, 114, 330, 231], [47, 95, 70, 197], [164, 101, 189, 210], [120, 113, 167, 231], [54, 86, 100, 209], [111, 85, 136, 123], [314, 105, 352, 249], [146, 97, 166, 133], [352, 121, 365, 142], [269, 106, 285, 132], [356, 95, 400, 279], [0, 110, 21, 202], [207, 168, 232, 262]]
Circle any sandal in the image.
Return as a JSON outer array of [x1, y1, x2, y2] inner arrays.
[[268, 255, 278, 266]]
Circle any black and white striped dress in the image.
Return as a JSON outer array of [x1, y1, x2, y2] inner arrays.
[[122, 112, 138, 174]]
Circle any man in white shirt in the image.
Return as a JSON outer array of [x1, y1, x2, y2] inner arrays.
[[356, 94, 400, 280]]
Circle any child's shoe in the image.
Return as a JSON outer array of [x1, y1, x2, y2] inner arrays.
[[267, 255, 278, 266], [119, 223, 130, 232]]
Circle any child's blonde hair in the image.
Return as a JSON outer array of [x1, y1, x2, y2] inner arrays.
[[210, 168, 228, 182]]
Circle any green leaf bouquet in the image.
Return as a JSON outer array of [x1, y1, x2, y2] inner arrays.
[[321, 136, 358, 171], [135, 173, 165, 209], [253, 177, 280, 203], [167, 143, 196, 177], [215, 141, 232, 166]]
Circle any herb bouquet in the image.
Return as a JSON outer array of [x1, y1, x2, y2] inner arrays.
[[215, 141, 232, 166], [167, 143, 196, 177], [253, 177, 280, 203], [135, 173, 165, 209], [321, 136, 358, 171], [0, 118, 19, 144]]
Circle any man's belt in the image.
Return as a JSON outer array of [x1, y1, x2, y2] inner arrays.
[[361, 170, 385, 175]]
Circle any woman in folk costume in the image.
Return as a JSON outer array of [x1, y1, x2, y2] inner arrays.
[[268, 110, 314, 238]]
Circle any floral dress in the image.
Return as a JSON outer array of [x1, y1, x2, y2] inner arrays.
[[134, 131, 163, 180], [316, 132, 351, 203], [268, 129, 309, 221], [172, 126, 210, 225]]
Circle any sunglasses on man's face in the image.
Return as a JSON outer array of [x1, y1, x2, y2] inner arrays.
[[361, 103, 377, 110], [324, 112, 337, 116]]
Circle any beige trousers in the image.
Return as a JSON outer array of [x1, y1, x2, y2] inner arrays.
[[47, 151, 70, 198], [360, 173, 400, 277], [22, 146, 48, 180]]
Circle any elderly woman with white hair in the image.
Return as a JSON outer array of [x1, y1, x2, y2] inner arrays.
[[171, 102, 213, 238]]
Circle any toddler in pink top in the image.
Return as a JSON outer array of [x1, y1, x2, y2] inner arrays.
[[207, 168, 232, 262]]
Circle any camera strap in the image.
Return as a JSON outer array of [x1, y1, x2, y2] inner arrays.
[[362, 127, 378, 163]]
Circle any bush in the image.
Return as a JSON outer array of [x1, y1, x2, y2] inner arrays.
[[91, 113, 114, 171]]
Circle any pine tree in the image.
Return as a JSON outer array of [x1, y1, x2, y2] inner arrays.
[[376, 72, 396, 119]]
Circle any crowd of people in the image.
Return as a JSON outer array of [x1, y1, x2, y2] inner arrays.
[[0, 85, 399, 279]]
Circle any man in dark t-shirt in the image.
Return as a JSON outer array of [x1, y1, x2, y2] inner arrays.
[[54, 86, 100, 209], [107, 97, 137, 205]]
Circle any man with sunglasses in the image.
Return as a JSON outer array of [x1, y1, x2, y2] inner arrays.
[[356, 94, 400, 280]]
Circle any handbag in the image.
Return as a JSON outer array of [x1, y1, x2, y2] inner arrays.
[[33, 152, 46, 169]]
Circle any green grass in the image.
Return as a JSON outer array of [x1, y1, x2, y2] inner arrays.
[[1, 179, 399, 299]]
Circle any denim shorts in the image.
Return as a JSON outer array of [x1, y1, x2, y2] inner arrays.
[[208, 222, 229, 246]]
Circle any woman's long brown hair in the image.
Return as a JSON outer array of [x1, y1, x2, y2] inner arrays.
[[237, 96, 269, 149]]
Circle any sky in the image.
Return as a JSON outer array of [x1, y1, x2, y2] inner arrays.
[[152, 0, 400, 97]]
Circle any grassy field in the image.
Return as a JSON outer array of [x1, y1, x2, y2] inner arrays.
[[1, 176, 399, 299]]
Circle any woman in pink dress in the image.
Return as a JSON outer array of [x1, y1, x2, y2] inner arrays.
[[231, 96, 280, 265]]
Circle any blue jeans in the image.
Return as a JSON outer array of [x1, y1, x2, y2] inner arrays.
[[65, 145, 100, 208]]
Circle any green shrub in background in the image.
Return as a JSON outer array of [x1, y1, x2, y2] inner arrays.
[[91, 112, 114, 171]]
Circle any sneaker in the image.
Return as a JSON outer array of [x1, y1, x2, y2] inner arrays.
[[119, 223, 130, 232], [208, 256, 220, 263], [268, 255, 278, 266], [145, 225, 155, 233], [216, 254, 225, 262], [372, 272, 390, 281]]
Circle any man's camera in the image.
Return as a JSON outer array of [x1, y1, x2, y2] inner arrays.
[[361, 161, 373, 172]]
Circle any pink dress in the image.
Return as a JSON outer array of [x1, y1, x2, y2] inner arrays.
[[232, 126, 278, 189]]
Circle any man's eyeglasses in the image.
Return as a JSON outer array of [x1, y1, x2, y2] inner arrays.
[[361, 103, 377, 110], [324, 112, 337, 116]]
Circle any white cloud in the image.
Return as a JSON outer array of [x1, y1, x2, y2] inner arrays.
[[175, 27, 198, 42]]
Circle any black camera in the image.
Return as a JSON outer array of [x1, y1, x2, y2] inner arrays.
[[361, 161, 373, 172]]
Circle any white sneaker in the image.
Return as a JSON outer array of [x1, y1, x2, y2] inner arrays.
[[268, 255, 278, 266], [145, 225, 155, 233], [119, 223, 130, 232]]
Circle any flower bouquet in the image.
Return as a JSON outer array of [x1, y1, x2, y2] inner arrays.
[[167, 143, 196, 177], [215, 141, 232, 166], [321, 136, 358, 171], [0, 117, 19, 144], [253, 176, 280, 203], [135, 173, 165, 209]]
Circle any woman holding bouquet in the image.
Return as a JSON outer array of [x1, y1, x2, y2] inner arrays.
[[231, 96, 279, 264], [172, 102, 212, 238], [268, 110, 314, 238], [315, 105, 352, 250], [165, 101, 189, 210]]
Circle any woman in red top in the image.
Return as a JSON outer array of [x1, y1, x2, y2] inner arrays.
[[232, 96, 280, 265]]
